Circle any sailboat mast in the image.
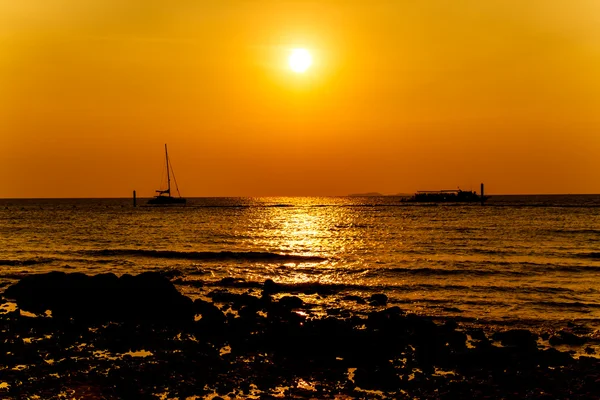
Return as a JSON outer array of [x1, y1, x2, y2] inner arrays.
[[165, 144, 171, 195]]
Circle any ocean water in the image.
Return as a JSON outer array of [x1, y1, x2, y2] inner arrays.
[[1, 195, 599, 333]]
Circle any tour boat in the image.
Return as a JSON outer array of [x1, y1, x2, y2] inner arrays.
[[405, 184, 489, 204]]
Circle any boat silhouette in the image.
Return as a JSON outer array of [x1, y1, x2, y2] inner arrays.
[[406, 186, 489, 204], [147, 144, 186, 206]]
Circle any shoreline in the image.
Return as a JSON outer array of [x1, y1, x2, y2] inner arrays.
[[1, 271, 599, 399]]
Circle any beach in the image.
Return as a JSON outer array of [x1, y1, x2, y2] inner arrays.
[[2, 271, 600, 399]]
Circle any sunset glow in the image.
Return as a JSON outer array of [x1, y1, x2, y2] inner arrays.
[[1, 1, 599, 198]]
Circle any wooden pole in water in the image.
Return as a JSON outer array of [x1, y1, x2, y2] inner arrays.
[[133, 190, 137, 207], [480, 183, 484, 206]]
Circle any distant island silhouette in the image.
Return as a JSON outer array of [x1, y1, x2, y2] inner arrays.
[[348, 192, 384, 197]]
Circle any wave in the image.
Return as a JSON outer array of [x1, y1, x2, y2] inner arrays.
[[80, 249, 327, 263], [380, 263, 600, 277], [537, 265, 600, 273], [545, 229, 600, 235], [0, 258, 55, 266], [376, 267, 528, 277], [576, 252, 600, 259], [529, 300, 600, 310]]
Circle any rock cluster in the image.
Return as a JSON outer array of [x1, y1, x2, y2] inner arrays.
[[1, 272, 598, 399]]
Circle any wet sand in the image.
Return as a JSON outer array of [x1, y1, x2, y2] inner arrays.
[[1, 272, 599, 399]]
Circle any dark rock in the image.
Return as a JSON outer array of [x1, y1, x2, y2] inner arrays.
[[538, 347, 573, 367], [194, 299, 225, 325], [444, 319, 458, 331], [4, 271, 193, 323], [208, 291, 262, 311], [342, 294, 367, 304], [468, 328, 487, 341], [218, 277, 246, 287], [442, 306, 462, 313], [492, 329, 538, 350], [263, 279, 280, 295], [353, 365, 400, 391], [369, 293, 388, 306], [278, 296, 303, 309], [549, 330, 587, 346], [366, 306, 405, 332]]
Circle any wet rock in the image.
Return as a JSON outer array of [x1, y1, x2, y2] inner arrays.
[[278, 296, 303, 309], [442, 306, 462, 313], [218, 277, 247, 287], [173, 278, 204, 288], [443, 319, 458, 331], [549, 330, 587, 346], [538, 348, 573, 367], [263, 279, 281, 295], [342, 294, 367, 304], [3, 271, 598, 400], [369, 293, 388, 306], [353, 364, 400, 391], [492, 329, 538, 350], [194, 299, 226, 325], [208, 291, 263, 312], [238, 305, 259, 320], [468, 328, 488, 341], [4, 271, 193, 323], [365, 307, 409, 347]]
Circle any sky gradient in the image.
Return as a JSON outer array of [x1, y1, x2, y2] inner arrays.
[[2, 1, 600, 198]]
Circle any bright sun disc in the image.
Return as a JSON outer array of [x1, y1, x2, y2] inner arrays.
[[289, 48, 312, 73]]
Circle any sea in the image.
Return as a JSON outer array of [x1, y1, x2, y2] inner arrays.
[[1, 195, 599, 337]]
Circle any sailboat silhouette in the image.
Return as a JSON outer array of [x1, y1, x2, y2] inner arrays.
[[147, 144, 186, 206]]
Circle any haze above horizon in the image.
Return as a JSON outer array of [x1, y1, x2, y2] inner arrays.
[[2, 1, 599, 198]]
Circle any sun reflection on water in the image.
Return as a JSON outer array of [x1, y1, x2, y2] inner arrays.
[[242, 198, 369, 285]]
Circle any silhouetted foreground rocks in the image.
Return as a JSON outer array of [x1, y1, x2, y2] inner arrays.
[[1, 272, 599, 399], [4, 271, 193, 322]]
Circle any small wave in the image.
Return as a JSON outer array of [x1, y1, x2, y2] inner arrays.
[[380, 267, 528, 277], [530, 301, 600, 310], [577, 252, 600, 259], [81, 249, 327, 263], [470, 248, 519, 256], [0, 258, 55, 266], [545, 229, 600, 235], [406, 283, 580, 295], [539, 265, 600, 273]]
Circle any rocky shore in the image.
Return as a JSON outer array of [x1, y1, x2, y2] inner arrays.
[[1, 272, 599, 399]]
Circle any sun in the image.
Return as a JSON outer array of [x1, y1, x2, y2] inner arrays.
[[288, 48, 313, 73]]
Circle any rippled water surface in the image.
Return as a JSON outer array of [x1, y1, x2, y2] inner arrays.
[[1, 195, 599, 331]]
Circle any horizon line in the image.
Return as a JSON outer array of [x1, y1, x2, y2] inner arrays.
[[1, 193, 600, 200]]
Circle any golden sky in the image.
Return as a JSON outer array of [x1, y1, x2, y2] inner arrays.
[[2, 0, 599, 197]]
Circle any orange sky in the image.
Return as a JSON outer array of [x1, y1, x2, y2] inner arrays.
[[2, 1, 600, 197]]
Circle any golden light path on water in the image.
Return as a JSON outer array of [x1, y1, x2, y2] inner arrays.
[[228, 198, 389, 288]]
